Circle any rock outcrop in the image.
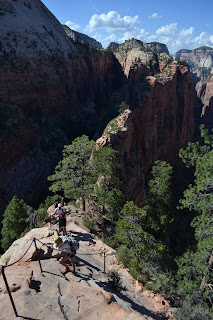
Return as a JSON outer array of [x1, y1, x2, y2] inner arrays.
[[174, 46, 213, 126], [106, 42, 120, 50], [63, 25, 103, 49], [174, 46, 213, 79], [0, 210, 174, 320], [145, 42, 169, 55], [98, 39, 194, 205]]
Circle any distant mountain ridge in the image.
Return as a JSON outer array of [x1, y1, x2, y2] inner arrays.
[[174, 46, 213, 78], [107, 39, 169, 55], [174, 45, 213, 127]]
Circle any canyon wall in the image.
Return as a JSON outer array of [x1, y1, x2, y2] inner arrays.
[[97, 40, 194, 206], [0, 1, 194, 214], [0, 0, 124, 212]]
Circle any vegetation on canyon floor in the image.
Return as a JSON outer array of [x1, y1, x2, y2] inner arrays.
[[1, 126, 213, 319]]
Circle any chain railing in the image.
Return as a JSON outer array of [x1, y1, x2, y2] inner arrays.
[[0, 236, 109, 317]]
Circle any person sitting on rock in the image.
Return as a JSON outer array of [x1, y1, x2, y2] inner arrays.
[[55, 203, 67, 235], [53, 235, 76, 274]]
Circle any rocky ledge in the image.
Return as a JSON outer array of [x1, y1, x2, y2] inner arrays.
[[0, 206, 174, 320]]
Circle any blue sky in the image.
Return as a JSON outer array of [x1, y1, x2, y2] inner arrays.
[[41, 0, 213, 54]]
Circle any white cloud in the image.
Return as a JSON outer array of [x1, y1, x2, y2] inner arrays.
[[65, 21, 80, 31], [178, 27, 194, 37], [85, 15, 213, 54], [149, 13, 162, 19], [92, 33, 119, 48], [86, 11, 140, 33], [156, 23, 178, 36]]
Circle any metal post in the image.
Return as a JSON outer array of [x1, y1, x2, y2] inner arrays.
[[33, 238, 43, 273], [103, 251, 106, 273], [1, 266, 18, 317]]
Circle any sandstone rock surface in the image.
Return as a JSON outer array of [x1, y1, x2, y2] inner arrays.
[[0, 210, 173, 320]]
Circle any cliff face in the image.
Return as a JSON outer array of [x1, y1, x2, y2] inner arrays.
[[145, 42, 169, 55], [174, 46, 213, 78], [174, 46, 213, 127], [0, 2, 194, 214], [98, 41, 194, 206], [63, 25, 103, 49], [0, 0, 124, 212]]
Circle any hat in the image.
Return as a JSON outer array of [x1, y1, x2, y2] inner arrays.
[[53, 236, 63, 247], [58, 203, 62, 207]]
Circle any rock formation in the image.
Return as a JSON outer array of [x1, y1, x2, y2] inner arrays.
[[63, 25, 103, 49], [106, 42, 120, 50], [97, 39, 194, 206], [174, 46, 213, 79], [145, 42, 169, 55], [174, 46, 213, 126]]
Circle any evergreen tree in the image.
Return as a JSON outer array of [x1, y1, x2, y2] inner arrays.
[[145, 160, 173, 241], [92, 146, 124, 220], [48, 135, 96, 211], [115, 201, 167, 281], [48, 136, 123, 217], [1, 196, 30, 250], [175, 125, 213, 319]]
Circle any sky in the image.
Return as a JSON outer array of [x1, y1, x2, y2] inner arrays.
[[41, 0, 213, 54]]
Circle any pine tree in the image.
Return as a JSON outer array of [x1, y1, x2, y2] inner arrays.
[[48, 135, 96, 211], [115, 201, 167, 281], [92, 145, 124, 220], [48, 136, 123, 216], [145, 160, 173, 242], [175, 125, 213, 318], [1, 196, 30, 250]]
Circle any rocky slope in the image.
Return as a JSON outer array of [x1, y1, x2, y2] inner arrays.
[[0, 207, 173, 320], [174, 46, 213, 126], [63, 25, 103, 49]]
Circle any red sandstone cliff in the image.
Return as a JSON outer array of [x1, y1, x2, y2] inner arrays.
[[97, 41, 194, 205]]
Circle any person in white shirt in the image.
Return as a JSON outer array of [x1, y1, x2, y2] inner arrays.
[[53, 236, 76, 274]]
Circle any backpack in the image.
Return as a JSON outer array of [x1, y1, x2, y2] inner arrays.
[[58, 208, 65, 219], [64, 238, 79, 252]]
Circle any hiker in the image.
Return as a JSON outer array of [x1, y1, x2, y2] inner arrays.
[[55, 203, 67, 235], [54, 201, 59, 209], [60, 198, 66, 207], [53, 235, 76, 274]]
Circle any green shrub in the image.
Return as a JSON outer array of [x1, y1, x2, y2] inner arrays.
[[83, 216, 95, 231], [107, 269, 125, 291], [116, 245, 132, 266]]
